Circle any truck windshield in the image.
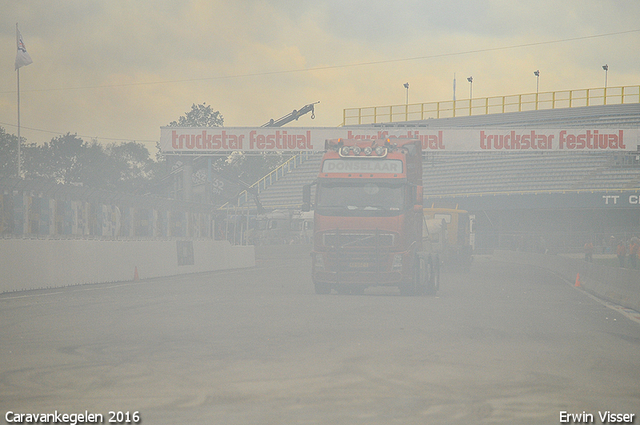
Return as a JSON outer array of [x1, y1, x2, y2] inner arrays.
[[316, 180, 406, 217]]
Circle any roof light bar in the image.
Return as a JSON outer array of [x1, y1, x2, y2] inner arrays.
[[337, 145, 389, 157]]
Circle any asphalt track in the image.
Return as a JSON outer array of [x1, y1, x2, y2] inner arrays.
[[1, 246, 639, 425]]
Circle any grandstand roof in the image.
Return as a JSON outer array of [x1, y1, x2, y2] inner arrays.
[[359, 103, 640, 129]]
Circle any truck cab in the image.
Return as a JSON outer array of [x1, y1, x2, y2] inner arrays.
[[303, 138, 439, 295]]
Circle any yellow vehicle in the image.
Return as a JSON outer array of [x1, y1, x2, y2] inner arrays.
[[423, 207, 473, 271]]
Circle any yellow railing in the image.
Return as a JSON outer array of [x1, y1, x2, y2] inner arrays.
[[342, 85, 640, 126]]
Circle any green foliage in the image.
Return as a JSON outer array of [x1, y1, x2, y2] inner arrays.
[[104, 141, 156, 192], [0, 127, 19, 178], [166, 103, 288, 194], [0, 127, 160, 194], [224, 152, 291, 185], [167, 103, 224, 127], [0, 98, 288, 202], [37, 133, 98, 185]]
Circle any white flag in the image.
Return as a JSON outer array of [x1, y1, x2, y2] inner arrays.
[[15, 27, 33, 70]]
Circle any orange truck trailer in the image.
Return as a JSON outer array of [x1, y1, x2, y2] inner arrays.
[[302, 138, 440, 295]]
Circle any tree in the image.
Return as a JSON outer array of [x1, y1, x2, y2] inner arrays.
[[164, 103, 294, 204], [104, 141, 156, 192], [0, 127, 20, 178], [0, 126, 162, 194], [165, 103, 288, 180], [168, 103, 224, 127], [33, 133, 106, 185], [224, 152, 289, 185]]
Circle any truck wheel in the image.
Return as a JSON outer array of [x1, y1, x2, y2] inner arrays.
[[400, 255, 421, 296], [434, 254, 441, 291], [350, 286, 365, 295], [424, 255, 437, 296], [314, 282, 331, 295], [399, 282, 416, 296], [416, 256, 429, 295], [335, 284, 351, 295]]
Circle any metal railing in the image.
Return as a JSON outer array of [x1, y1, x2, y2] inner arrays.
[[226, 152, 312, 208], [342, 85, 640, 126]]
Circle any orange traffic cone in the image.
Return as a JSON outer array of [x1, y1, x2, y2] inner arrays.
[[574, 273, 581, 287], [133, 266, 139, 281]]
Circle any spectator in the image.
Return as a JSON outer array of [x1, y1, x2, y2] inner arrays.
[[617, 240, 627, 267], [584, 241, 594, 262], [629, 238, 639, 269], [609, 235, 617, 254]]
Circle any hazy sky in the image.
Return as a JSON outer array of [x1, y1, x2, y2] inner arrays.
[[1, 0, 639, 150]]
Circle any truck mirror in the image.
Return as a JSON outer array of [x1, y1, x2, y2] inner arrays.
[[416, 185, 423, 206], [302, 184, 311, 212], [408, 184, 423, 207]]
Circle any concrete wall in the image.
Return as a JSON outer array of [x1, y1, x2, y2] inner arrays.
[[493, 250, 640, 312], [0, 238, 255, 293]]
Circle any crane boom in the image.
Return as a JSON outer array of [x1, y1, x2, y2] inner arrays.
[[262, 101, 319, 127]]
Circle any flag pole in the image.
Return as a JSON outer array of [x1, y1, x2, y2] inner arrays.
[[16, 23, 21, 178]]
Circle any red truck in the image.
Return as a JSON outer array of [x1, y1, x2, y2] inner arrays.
[[302, 138, 439, 295]]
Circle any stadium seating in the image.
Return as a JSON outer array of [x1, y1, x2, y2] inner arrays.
[[247, 104, 640, 209], [252, 151, 640, 209]]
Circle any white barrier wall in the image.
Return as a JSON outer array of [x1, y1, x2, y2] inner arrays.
[[0, 239, 255, 293], [493, 250, 640, 312]]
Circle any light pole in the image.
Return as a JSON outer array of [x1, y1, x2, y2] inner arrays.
[[403, 82, 409, 120], [534, 70, 540, 110], [452, 74, 457, 117], [453, 73, 457, 102], [467, 76, 473, 115], [603, 64, 609, 105]]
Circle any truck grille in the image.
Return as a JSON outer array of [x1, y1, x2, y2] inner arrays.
[[329, 251, 389, 272], [322, 232, 395, 247]]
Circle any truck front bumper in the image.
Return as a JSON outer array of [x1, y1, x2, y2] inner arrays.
[[313, 270, 403, 286], [311, 250, 409, 287]]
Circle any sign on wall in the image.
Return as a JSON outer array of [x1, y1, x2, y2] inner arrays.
[[427, 190, 640, 210], [159, 126, 640, 154]]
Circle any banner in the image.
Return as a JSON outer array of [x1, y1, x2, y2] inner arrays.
[[431, 190, 640, 210], [159, 126, 640, 154]]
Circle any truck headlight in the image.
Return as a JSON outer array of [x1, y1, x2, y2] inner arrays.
[[392, 254, 403, 271]]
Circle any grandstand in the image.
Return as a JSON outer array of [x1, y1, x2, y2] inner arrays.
[[5, 90, 638, 252], [422, 150, 640, 195], [254, 149, 640, 208], [242, 100, 640, 252], [250, 103, 640, 209], [255, 154, 320, 209]]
